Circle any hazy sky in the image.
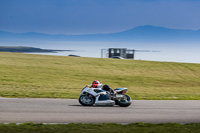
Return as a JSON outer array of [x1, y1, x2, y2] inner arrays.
[[1, 0, 200, 35]]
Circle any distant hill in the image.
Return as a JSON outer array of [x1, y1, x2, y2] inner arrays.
[[0, 46, 73, 53], [0, 25, 200, 43]]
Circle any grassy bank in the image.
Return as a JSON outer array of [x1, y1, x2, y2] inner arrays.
[[0, 52, 200, 99], [0, 123, 200, 133]]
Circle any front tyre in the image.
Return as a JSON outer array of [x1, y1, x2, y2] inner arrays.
[[116, 95, 132, 107], [79, 95, 95, 106]]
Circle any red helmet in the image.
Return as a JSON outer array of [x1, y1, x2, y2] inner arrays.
[[92, 80, 100, 88]]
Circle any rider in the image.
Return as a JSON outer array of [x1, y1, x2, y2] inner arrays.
[[91, 80, 115, 94], [91, 80, 103, 88]]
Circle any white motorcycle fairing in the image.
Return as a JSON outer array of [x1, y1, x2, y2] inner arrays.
[[80, 87, 115, 106]]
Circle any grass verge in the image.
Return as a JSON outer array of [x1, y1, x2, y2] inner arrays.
[[0, 123, 200, 133], [0, 52, 200, 99]]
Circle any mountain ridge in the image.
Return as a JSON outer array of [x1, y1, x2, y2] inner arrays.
[[1, 25, 200, 43]]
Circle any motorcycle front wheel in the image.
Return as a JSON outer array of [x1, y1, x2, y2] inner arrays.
[[115, 95, 132, 107], [79, 95, 95, 106]]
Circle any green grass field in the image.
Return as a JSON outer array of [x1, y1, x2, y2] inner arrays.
[[0, 52, 200, 99], [0, 123, 200, 133]]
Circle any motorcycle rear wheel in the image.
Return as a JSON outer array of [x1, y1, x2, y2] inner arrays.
[[115, 95, 132, 107], [79, 95, 95, 106]]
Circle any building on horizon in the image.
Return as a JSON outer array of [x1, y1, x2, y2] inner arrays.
[[101, 48, 135, 59]]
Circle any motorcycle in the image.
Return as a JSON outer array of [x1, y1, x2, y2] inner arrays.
[[78, 85, 132, 107]]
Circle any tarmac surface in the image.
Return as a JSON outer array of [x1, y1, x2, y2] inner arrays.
[[0, 98, 200, 124]]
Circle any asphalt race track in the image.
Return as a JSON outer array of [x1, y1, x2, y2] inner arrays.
[[0, 98, 200, 124]]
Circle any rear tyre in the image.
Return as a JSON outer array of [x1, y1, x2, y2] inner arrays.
[[79, 95, 95, 106], [116, 95, 132, 107]]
